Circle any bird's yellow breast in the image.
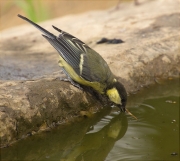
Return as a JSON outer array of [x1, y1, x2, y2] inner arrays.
[[58, 56, 106, 94]]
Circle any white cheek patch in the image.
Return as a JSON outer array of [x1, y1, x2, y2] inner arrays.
[[106, 87, 122, 105]]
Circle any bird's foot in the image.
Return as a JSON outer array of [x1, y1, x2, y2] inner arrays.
[[59, 77, 69, 82], [59, 77, 83, 90], [69, 79, 83, 90]]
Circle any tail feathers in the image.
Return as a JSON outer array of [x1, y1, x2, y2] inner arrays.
[[17, 14, 55, 39]]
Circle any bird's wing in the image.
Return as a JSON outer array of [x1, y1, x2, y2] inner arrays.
[[42, 27, 91, 77], [43, 30, 111, 83], [80, 48, 112, 83], [17, 14, 113, 83], [51, 25, 113, 83]]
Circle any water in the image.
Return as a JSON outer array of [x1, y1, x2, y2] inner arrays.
[[1, 79, 179, 161]]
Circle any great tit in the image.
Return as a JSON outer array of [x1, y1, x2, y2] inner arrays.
[[18, 14, 127, 112]]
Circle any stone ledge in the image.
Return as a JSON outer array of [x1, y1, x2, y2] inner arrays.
[[0, 0, 180, 147]]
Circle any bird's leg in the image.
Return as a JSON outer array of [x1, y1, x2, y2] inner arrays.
[[67, 76, 83, 90], [59, 77, 69, 82], [59, 72, 69, 82]]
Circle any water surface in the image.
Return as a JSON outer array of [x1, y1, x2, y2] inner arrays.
[[1, 79, 179, 161]]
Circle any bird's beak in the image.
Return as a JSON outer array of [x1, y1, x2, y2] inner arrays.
[[118, 105, 126, 112]]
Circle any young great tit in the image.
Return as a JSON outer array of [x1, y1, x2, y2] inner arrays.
[[18, 14, 127, 112]]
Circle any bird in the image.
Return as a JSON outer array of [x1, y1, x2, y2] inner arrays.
[[17, 14, 127, 112]]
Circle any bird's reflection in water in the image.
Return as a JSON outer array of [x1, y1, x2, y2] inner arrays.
[[61, 112, 128, 161], [1, 109, 128, 161]]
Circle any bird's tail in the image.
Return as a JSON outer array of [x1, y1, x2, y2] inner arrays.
[[17, 14, 56, 39]]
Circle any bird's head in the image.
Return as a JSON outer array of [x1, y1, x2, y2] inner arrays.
[[106, 80, 127, 112]]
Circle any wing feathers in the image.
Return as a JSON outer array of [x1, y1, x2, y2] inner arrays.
[[42, 35, 79, 69], [18, 14, 113, 84]]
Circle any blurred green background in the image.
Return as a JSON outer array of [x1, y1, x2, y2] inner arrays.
[[0, 0, 126, 31]]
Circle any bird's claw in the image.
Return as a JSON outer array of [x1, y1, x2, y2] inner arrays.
[[59, 77, 83, 90]]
